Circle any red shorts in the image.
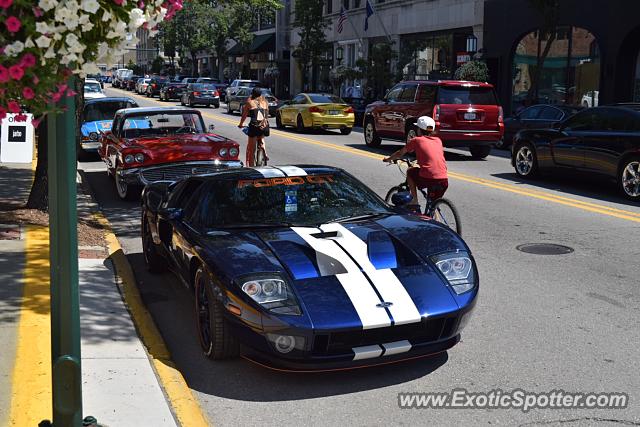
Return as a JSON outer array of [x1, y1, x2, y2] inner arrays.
[[407, 168, 448, 200]]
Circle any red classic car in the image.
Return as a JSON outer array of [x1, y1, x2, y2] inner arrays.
[[99, 107, 242, 199]]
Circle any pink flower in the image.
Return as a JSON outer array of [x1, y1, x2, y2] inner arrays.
[[138, 0, 144, 7], [19, 53, 36, 68], [22, 87, 35, 99], [57, 83, 68, 93], [0, 65, 8, 83], [7, 100, 20, 113], [14, 113, 27, 121], [33, 6, 43, 17], [33, 76, 39, 85], [5, 16, 21, 33], [51, 92, 62, 103], [66, 89, 77, 97], [0, 0, 13, 9], [0, 107, 6, 121], [32, 118, 41, 128], [9, 65, 24, 80], [113, 0, 125, 5]]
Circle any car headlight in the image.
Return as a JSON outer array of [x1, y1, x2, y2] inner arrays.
[[266, 334, 305, 353], [229, 147, 239, 157], [431, 251, 476, 294], [88, 132, 99, 141], [134, 153, 145, 163], [218, 147, 228, 157], [241, 277, 301, 315], [124, 154, 135, 164]]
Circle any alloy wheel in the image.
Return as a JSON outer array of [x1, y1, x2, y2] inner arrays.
[[515, 146, 534, 176], [621, 160, 640, 198], [195, 274, 212, 353]]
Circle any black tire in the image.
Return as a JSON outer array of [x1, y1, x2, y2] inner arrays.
[[340, 127, 352, 135], [430, 198, 462, 235], [495, 138, 511, 150], [180, 96, 185, 106], [114, 168, 142, 200], [296, 114, 306, 133], [276, 112, 283, 129], [189, 97, 195, 108], [364, 118, 381, 147], [142, 216, 165, 273], [619, 156, 640, 201], [226, 102, 233, 114], [469, 145, 491, 159], [194, 266, 239, 360], [513, 141, 539, 178], [213, 102, 220, 109]]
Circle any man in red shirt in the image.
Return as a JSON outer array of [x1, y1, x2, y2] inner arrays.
[[383, 116, 448, 207]]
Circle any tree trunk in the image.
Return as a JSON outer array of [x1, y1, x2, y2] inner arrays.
[[527, 30, 557, 104], [191, 52, 199, 76], [26, 117, 49, 211]]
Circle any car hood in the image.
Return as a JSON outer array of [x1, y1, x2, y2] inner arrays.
[[81, 120, 112, 136], [124, 134, 239, 163], [200, 215, 472, 330]]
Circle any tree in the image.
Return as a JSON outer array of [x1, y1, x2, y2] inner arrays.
[[292, 0, 329, 91], [127, 59, 143, 75], [527, 0, 560, 103], [151, 56, 165, 74], [364, 42, 396, 100], [454, 60, 490, 82]]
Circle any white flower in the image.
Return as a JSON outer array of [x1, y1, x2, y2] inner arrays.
[[25, 37, 35, 48], [80, 0, 99, 14], [101, 9, 111, 22], [82, 62, 100, 75], [128, 8, 145, 31], [60, 53, 78, 65], [35, 22, 52, 34], [44, 46, 56, 58], [79, 14, 94, 31], [53, 33, 62, 41], [35, 35, 52, 48], [65, 33, 85, 54], [39, 0, 58, 11], [4, 41, 25, 57]]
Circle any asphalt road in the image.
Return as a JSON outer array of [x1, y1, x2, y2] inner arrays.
[[78, 87, 640, 426]]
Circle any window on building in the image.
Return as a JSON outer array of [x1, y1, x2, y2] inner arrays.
[[512, 27, 600, 111], [326, 0, 332, 14], [343, 0, 349, 10], [354, 0, 361, 7], [399, 33, 453, 81]]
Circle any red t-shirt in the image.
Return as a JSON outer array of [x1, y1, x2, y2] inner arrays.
[[405, 136, 448, 179]]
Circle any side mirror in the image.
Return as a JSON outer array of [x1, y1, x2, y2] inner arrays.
[[208, 124, 216, 132], [159, 207, 183, 221]]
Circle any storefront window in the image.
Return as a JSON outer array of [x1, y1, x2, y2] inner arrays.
[[400, 33, 453, 80], [512, 27, 600, 112]]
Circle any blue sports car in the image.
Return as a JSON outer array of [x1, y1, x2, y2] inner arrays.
[[141, 166, 478, 371], [81, 97, 137, 155]]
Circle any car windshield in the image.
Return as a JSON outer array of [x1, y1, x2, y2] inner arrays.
[[84, 82, 102, 93], [437, 86, 497, 105], [195, 172, 391, 228], [193, 84, 217, 90], [83, 101, 135, 122], [122, 112, 205, 138], [308, 94, 345, 104]]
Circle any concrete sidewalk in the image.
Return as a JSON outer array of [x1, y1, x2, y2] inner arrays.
[[0, 161, 177, 426]]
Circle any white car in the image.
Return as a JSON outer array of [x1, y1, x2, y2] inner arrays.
[[84, 79, 106, 99], [136, 78, 151, 94]]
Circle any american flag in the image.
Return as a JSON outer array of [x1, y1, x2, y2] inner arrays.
[[337, 6, 347, 34]]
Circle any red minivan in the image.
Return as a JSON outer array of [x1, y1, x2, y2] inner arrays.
[[363, 80, 504, 159]]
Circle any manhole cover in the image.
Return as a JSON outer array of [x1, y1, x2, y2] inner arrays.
[[516, 243, 574, 255]]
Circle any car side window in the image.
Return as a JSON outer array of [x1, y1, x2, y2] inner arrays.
[[399, 84, 418, 102], [385, 85, 404, 103], [601, 108, 635, 132], [519, 106, 543, 120], [415, 85, 436, 103], [293, 95, 306, 104], [562, 111, 595, 131], [538, 106, 563, 121]]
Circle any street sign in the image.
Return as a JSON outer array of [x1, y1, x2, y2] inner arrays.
[[0, 113, 34, 163], [457, 52, 471, 66]]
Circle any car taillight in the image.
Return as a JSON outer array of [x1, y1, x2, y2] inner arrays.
[[498, 106, 504, 124], [193, 91, 201, 96], [214, 90, 219, 97], [433, 104, 440, 121], [344, 107, 354, 114], [152, 83, 157, 88], [309, 106, 322, 113]]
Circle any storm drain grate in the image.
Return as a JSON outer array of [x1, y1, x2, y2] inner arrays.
[[516, 243, 574, 255]]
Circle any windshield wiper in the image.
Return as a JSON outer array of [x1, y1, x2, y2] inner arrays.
[[329, 212, 393, 224]]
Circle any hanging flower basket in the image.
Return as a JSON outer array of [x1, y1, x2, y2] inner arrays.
[[0, 0, 183, 122]]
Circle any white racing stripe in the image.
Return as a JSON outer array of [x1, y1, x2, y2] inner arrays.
[[275, 166, 308, 176], [381, 340, 412, 356], [320, 223, 422, 326], [253, 166, 285, 178], [292, 227, 391, 329]]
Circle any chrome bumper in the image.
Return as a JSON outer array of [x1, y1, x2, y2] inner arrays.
[[118, 160, 243, 185]]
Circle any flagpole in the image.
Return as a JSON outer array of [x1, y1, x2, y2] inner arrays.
[[367, 0, 392, 44]]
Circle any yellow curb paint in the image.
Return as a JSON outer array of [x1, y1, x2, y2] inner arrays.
[[116, 87, 640, 223], [8, 226, 52, 426], [92, 212, 209, 427]]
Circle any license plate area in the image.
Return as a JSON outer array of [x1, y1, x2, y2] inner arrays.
[[463, 112, 477, 120], [327, 110, 341, 115]]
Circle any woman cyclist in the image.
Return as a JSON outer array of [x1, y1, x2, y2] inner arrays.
[[238, 87, 269, 166]]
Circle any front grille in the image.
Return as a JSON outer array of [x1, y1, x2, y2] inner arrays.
[[312, 316, 458, 356], [140, 163, 223, 183]]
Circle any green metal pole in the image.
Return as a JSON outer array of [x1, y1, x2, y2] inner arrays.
[[48, 77, 83, 426]]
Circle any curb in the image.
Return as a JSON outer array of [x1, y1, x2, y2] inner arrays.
[[78, 171, 210, 427]]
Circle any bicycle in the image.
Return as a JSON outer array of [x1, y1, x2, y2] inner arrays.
[[242, 127, 268, 167], [385, 158, 462, 235]]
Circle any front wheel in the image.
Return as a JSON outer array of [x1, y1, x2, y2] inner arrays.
[[430, 198, 462, 235], [340, 127, 352, 135], [194, 266, 239, 360], [619, 157, 640, 201], [276, 112, 284, 129], [213, 102, 219, 109], [296, 115, 306, 133], [513, 142, 539, 178], [364, 119, 381, 147], [142, 216, 165, 273], [469, 145, 491, 159], [115, 169, 142, 200]]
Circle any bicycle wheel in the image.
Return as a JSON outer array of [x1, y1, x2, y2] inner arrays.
[[430, 198, 462, 235]]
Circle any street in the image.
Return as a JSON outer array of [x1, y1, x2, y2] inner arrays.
[[76, 87, 640, 426]]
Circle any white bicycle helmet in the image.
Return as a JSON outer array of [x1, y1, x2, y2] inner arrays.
[[416, 116, 436, 131]]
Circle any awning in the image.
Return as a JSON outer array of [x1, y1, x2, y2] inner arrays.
[[227, 33, 275, 56]]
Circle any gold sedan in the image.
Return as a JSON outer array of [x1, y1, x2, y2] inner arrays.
[[275, 93, 355, 135]]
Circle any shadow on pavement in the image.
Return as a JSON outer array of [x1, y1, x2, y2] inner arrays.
[[0, 166, 33, 210], [492, 170, 639, 208]]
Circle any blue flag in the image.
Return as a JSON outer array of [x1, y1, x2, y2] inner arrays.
[[364, 0, 374, 31]]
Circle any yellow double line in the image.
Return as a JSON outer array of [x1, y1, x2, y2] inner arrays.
[[115, 88, 640, 224]]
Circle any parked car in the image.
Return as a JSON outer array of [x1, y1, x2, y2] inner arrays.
[[112, 68, 132, 88], [125, 75, 142, 91], [342, 97, 370, 126], [225, 79, 265, 101], [172, 75, 193, 82], [499, 104, 580, 149], [180, 83, 220, 108], [511, 106, 640, 201], [81, 97, 138, 156], [145, 76, 169, 97], [276, 93, 355, 134], [140, 165, 478, 370], [226, 87, 279, 116], [159, 82, 187, 101], [363, 80, 504, 159], [98, 106, 241, 199], [84, 79, 106, 99], [135, 78, 151, 94], [87, 74, 104, 88], [181, 77, 199, 84]]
